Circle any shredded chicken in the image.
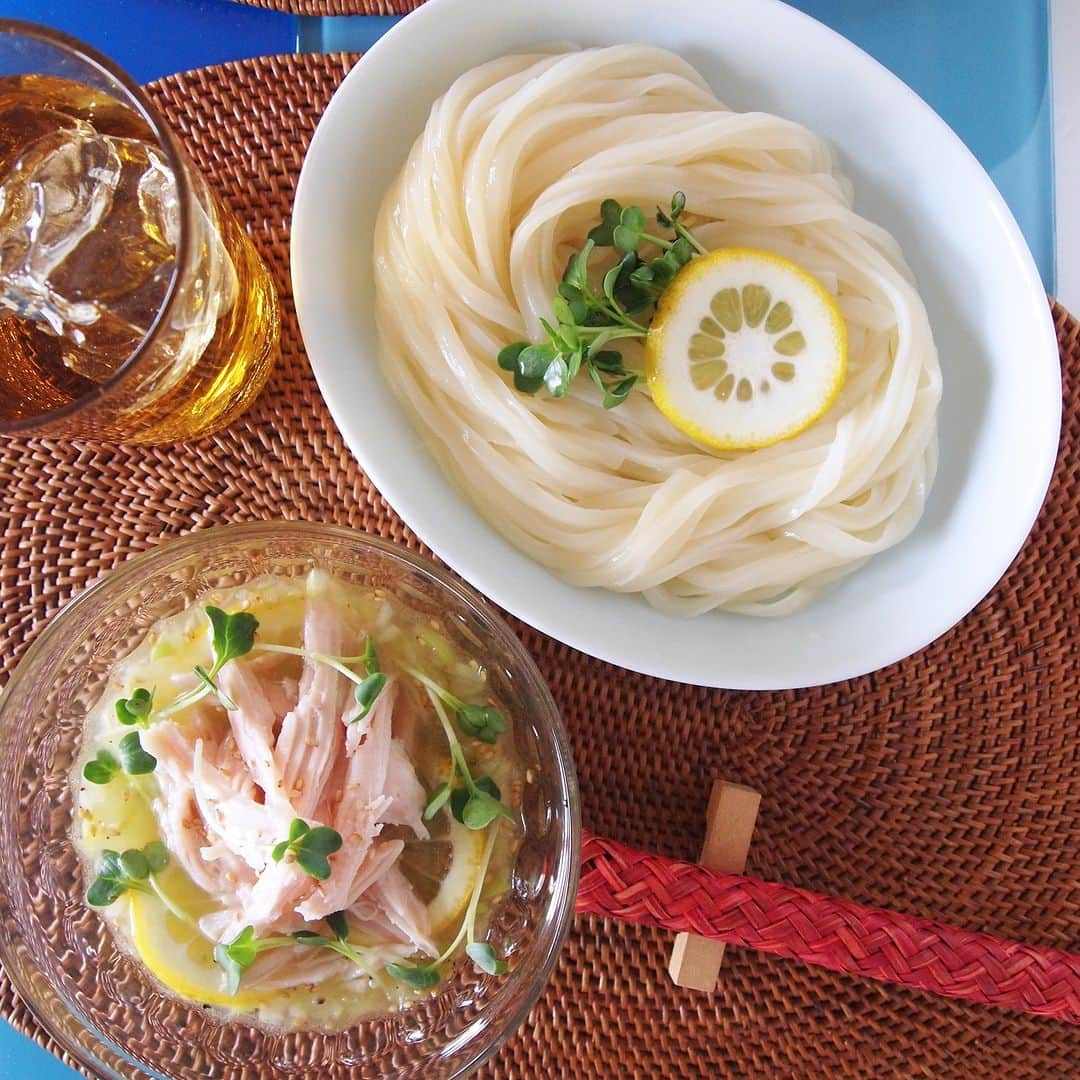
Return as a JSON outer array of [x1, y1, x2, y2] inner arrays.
[[148, 588, 434, 981]]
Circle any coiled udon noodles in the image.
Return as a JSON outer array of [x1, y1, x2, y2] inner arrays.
[[374, 45, 941, 617]]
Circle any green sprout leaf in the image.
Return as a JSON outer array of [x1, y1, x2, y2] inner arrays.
[[565, 349, 584, 383], [497, 342, 527, 372], [83, 750, 120, 785], [543, 355, 570, 398], [554, 283, 591, 327], [292, 930, 328, 947], [629, 262, 655, 289], [612, 260, 652, 313], [456, 704, 507, 745], [462, 790, 512, 830], [561, 239, 595, 292], [352, 672, 388, 724], [412, 675, 516, 829], [517, 343, 558, 380], [670, 236, 694, 266], [649, 252, 678, 287], [119, 848, 149, 881], [151, 607, 261, 723], [363, 636, 381, 675], [612, 224, 637, 253], [449, 785, 470, 825], [621, 205, 646, 232], [144, 841, 170, 874], [551, 295, 575, 327], [86, 842, 164, 908], [272, 819, 342, 880], [205, 606, 258, 671], [386, 962, 441, 990], [495, 192, 705, 410], [272, 818, 309, 862], [423, 781, 453, 821], [451, 776, 512, 831], [657, 190, 687, 228], [212, 927, 299, 995], [86, 876, 125, 908], [118, 731, 156, 775], [612, 205, 647, 253], [170, 608, 254, 713], [326, 911, 349, 942], [387, 746, 516, 987], [590, 350, 626, 375], [115, 687, 154, 727], [602, 262, 623, 307], [513, 371, 545, 394], [86, 850, 127, 907], [290, 919, 373, 972], [555, 321, 580, 353], [603, 375, 639, 410], [474, 776, 503, 801], [213, 926, 257, 996], [466, 941, 508, 976], [587, 198, 623, 246]]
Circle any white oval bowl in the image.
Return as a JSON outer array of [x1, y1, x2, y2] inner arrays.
[[292, 0, 1061, 690]]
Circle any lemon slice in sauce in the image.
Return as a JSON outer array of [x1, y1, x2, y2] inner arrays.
[[400, 815, 486, 935], [127, 868, 273, 1010], [646, 248, 847, 449]]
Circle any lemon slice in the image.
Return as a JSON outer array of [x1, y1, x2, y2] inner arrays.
[[127, 868, 272, 1010], [130, 823, 485, 1005], [400, 816, 485, 935], [646, 248, 847, 449]]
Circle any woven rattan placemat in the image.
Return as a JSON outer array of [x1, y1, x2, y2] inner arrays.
[[237, 1, 419, 13], [0, 53, 1077, 1078]]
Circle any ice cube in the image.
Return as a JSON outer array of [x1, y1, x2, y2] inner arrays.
[[0, 125, 177, 383]]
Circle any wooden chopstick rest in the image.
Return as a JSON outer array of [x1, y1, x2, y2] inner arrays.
[[668, 779, 762, 991]]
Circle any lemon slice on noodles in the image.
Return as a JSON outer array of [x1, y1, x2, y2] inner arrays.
[[646, 248, 847, 450], [127, 867, 273, 1009], [400, 815, 486, 935]]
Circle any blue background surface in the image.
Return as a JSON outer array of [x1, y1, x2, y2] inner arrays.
[[1, 0, 1055, 286], [0, 0, 1056, 1075]]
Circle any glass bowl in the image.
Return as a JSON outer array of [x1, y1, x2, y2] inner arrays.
[[0, 522, 580, 1078]]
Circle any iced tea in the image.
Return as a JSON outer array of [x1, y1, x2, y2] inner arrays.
[[0, 31, 279, 443]]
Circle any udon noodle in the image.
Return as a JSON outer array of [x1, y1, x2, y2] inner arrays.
[[373, 45, 941, 617]]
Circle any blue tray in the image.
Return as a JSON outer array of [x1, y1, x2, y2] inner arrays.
[[0, 0, 1056, 1074], [302, 0, 1055, 291]]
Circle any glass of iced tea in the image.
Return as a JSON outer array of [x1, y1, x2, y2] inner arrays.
[[0, 21, 279, 443]]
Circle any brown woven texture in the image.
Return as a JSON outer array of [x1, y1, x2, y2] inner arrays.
[[0, 52, 1077, 1077], [235, 0, 420, 14]]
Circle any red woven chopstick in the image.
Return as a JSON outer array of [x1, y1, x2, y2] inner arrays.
[[576, 830, 1080, 1024]]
